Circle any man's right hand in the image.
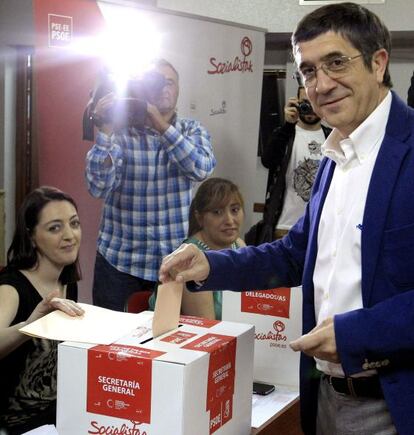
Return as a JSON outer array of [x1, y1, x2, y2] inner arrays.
[[146, 103, 170, 135], [159, 243, 210, 284], [93, 92, 115, 135], [284, 97, 300, 124]]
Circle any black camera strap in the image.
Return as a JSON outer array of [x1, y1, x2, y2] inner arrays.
[[245, 133, 294, 245], [82, 102, 95, 141], [264, 132, 294, 225]]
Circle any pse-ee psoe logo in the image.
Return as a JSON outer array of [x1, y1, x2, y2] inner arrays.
[[208, 36, 254, 75], [255, 320, 288, 349], [48, 14, 72, 48]]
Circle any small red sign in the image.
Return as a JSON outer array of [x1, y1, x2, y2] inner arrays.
[[161, 330, 197, 344], [87, 344, 165, 422], [241, 287, 291, 318], [183, 334, 236, 433], [48, 14, 72, 47], [179, 315, 220, 328]]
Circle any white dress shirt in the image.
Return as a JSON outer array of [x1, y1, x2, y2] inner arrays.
[[313, 91, 392, 377]]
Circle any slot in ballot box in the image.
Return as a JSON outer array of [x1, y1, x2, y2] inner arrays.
[[57, 311, 255, 435]]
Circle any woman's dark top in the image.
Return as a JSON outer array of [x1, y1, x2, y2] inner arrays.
[[0, 267, 77, 434]]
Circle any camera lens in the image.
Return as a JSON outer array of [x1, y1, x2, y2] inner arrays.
[[298, 101, 313, 115]]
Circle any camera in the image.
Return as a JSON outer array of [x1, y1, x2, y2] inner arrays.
[[297, 100, 313, 116], [83, 69, 166, 140]]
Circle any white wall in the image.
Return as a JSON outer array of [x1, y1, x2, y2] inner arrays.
[[98, 1, 266, 234], [157, 0, 414, 33]]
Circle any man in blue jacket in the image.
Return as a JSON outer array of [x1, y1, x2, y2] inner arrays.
[[159, 3, 414, 435]]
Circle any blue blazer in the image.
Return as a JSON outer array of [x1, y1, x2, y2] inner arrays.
[[202, 92, 414, 435]]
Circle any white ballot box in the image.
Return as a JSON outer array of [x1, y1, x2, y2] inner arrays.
[[56, 312, 254, 435], [222, 287, 302, 387]]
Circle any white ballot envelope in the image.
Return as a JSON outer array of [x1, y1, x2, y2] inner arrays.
[[19, 303, 150, 344], [152, 281, 184, 337]]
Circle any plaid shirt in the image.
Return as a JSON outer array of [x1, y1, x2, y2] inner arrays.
[[85, 117, 215, 281]]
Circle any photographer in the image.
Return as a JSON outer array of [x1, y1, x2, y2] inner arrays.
[[261, 86, 331, 238], [85, 58, 216, 311]]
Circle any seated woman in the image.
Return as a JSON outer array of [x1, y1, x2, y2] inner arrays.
[[149, 177, 245, 319], [0, 186, 85, 435]]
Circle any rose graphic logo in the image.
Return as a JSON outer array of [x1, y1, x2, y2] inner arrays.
[[273, 320, 285, 332], [241, 36, 252, 57]]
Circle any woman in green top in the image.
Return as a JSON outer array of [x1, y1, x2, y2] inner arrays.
[[149, 177, 245, 319]]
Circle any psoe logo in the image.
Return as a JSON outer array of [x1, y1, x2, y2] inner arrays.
[[257, 303, 273, 312], [208, 36, 254, 75], [210, 413, 222, 430]]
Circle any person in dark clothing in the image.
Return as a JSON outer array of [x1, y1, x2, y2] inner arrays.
[[261, 86, 331, 238], [0, 186, 84, 434], [408, 71, 414, 108]]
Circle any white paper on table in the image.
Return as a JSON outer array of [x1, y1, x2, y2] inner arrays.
[[21, 424, 59, 435], [251, 384, 299, 428], [19, 303, 144, 344], [152, 281, 183, 338]]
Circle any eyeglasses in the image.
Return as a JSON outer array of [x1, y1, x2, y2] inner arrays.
[[296, 54, 363, 87]]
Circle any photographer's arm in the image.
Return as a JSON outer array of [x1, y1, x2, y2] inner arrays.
[[85, 131, 124, 198], [144, 102, 215, 181], [85, 93, 127, 197], [159, 119, 216, 181], [91, 93, 116, 136], [146, 103, 171, 134]]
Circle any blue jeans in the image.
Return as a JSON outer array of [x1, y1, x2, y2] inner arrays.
[[92, 252, 156, 312]]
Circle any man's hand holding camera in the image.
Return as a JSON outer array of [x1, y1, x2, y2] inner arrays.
[[92, 92, 116, 136], [285, 97, 315, 125], [89, 67, 174, 138], [285, 97, 301, 124], [93, 96, 170, 134], [146, 102, 171, 134]]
